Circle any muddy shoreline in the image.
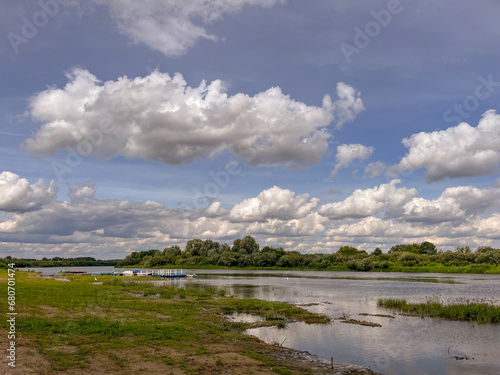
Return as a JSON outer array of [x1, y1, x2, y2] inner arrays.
[[266, 343, 381, 374]]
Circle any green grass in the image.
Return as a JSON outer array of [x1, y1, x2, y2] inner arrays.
[[378, 262, 500, 274], [0, 270, 331, 373], [378, 298, 500, 323]]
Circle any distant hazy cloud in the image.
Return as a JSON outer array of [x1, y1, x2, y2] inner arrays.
[[90, 0, 285, 56], [331, 143, 374, 177], [322, 187, 342, 195], [364, 161, 387, 178], [68, 181, 96, 203], [2, 172, 500, 257]]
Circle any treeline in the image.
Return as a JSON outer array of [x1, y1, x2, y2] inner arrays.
[[117, 236, 500, 273], [0, 256, 119, 268]]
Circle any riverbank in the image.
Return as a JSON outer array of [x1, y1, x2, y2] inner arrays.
[[0, 270, 378, 374], [117, 263, 500, 274]]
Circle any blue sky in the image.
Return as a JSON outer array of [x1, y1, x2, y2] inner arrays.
[[1, 0, 500, 259]]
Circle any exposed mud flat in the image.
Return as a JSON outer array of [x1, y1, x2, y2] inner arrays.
[[266, 344, 381, 375]]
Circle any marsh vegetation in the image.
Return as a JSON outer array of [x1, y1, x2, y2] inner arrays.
[[377, 298, 500, 324]]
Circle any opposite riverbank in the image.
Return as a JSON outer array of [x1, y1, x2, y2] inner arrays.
[[0, 270, 378, 374], [117, 263, 500, 274]]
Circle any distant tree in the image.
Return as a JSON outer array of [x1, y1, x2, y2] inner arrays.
[[261, 246, 285, 255], [455, 246, 471, 254], [355, 258, 373, 271], [219, 243, 231, 253], [388, 244, 406, 254], [337, 246, 359, 256], [399, 252, 422, 266], [185, 239, 205, 257], [477, 246, 496, 253], [420, 241, 437, 255], [163, 246, 181, 257], [232, 236, 260, 254], [254, 247, 285, 267], [277, 252, 303, 267], [218, 252, 239, 267], [403, 244, 421, 253], [372, 248, 383, 256]]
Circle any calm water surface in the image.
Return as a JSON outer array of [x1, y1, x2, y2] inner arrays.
[[26, 267, 500, 374]]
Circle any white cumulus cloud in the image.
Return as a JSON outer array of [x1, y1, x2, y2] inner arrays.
[[205, 201, 229, 217], [229, 186, 319, 222], [23, 68, 364, 169], [246, 213, 327, 236], [400, 197, 465, 223], [318, 180, 417, 220], [331, 143, 374, 177], [0, 171, 56, 212], [439, 184, 500, 216], [396, 110, 500, 183], [332, 82, 365, 129]]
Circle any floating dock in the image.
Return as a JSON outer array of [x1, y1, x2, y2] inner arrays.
[[127, 269, 189, 278]]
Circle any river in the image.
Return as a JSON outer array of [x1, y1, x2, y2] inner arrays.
[[25, 267, 500, 374]]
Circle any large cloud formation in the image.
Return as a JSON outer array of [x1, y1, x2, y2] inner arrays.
[[0, 171, 56, 212], [318, 180, 417, 219], [396, 110, 500, 182], [23, 68, 364, 169], [90, 0, 285, 56], [229, 186, 319, 222], [1, 172, 500, 258]]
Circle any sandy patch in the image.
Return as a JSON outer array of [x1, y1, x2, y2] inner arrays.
[[0, 331, 51, 375]]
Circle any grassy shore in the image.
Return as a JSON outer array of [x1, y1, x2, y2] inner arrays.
[[0, 270, 379, 374], [378, 298, 500, 324]]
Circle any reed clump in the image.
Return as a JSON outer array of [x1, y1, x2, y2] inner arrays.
[[377, 297, 500, 324]]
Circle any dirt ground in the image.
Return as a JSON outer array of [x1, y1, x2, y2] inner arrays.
[[0, 330, 378, 375]]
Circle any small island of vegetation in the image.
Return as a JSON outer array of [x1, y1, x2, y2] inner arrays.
[[378, 298, 500, 324]]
